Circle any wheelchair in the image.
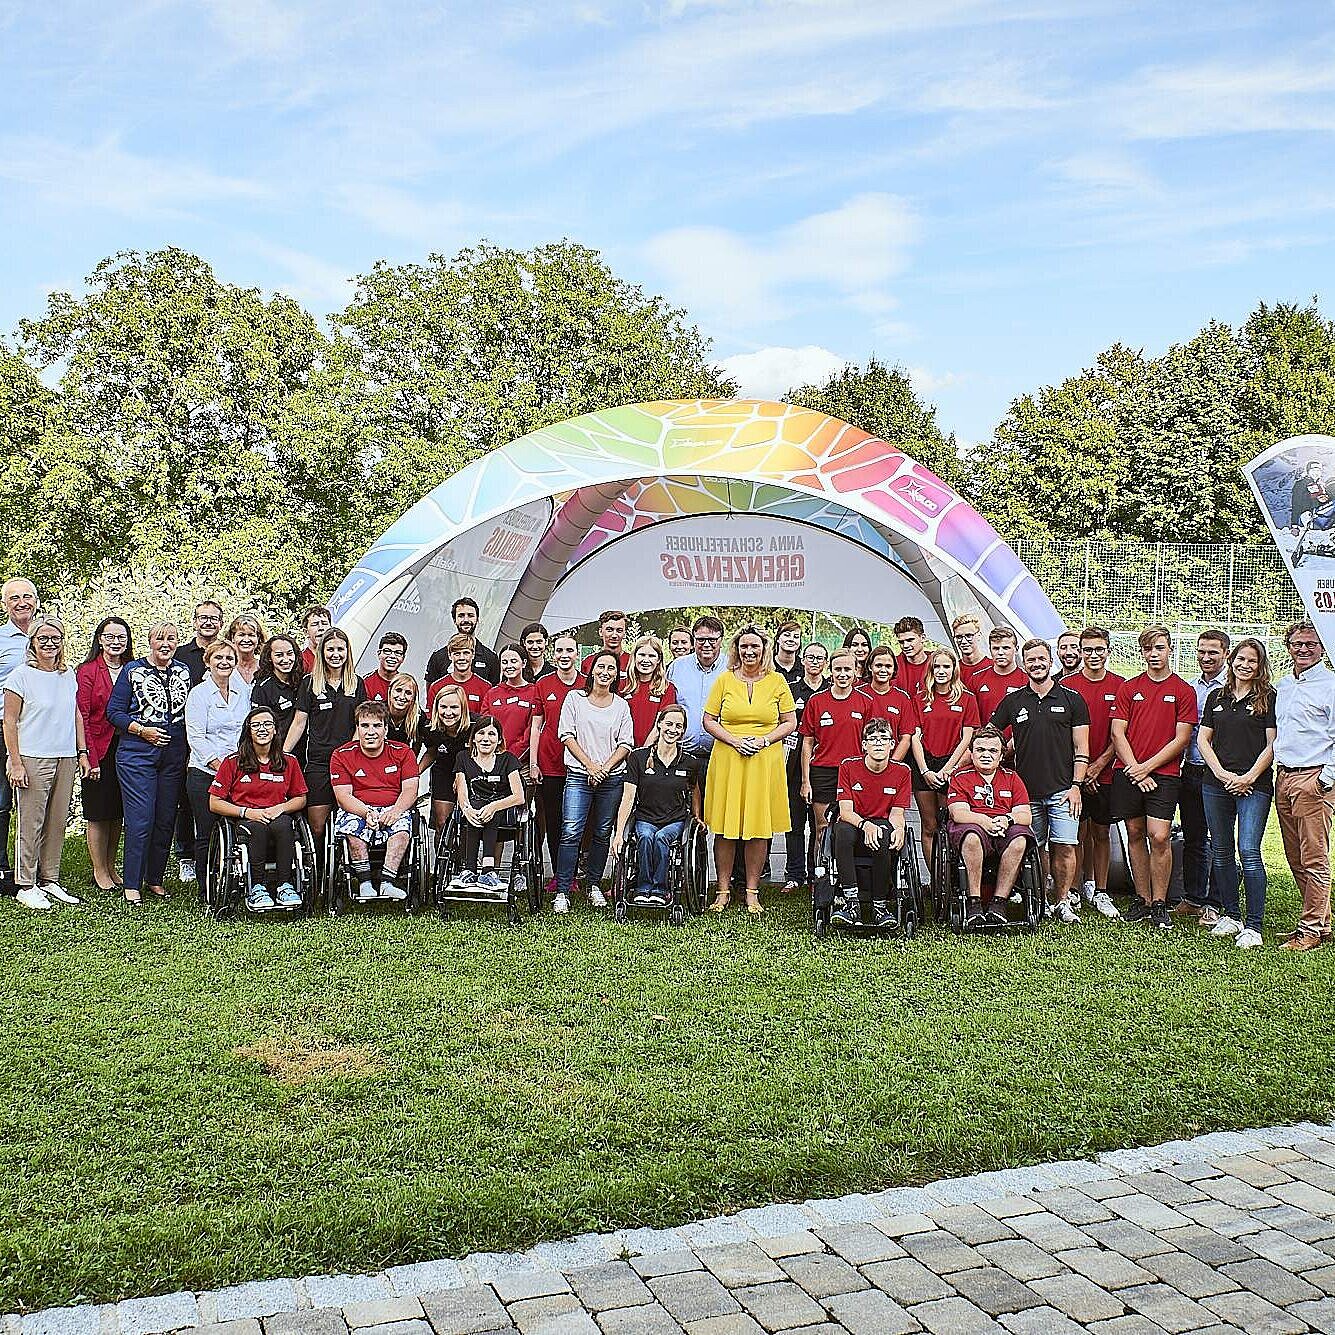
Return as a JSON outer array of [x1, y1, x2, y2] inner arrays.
[[810, 819, 924, 939], [205, 814, 319, 919], [931, 826, 1045, 933], [323, 805, 430, 915], [433, 799, 542, 924], [608, 816, 709, 926]]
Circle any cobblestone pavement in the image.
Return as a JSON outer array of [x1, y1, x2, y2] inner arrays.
[[12, 1122, 1335, 1335]]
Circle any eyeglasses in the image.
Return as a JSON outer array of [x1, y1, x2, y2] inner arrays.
[[693, 635, 721, 644], [1290, 641, 1322, 651], [954, 632, 978, 642], [1080, 646, 1108, 654], [33, 636, 62, 646]]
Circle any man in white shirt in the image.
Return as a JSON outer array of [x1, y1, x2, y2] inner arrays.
[[0, 577, 38, 876], [1275, 620, 1335, 951]]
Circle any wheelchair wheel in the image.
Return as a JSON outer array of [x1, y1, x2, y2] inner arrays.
[[930, 830, 951, 923], [324, 821, 344, 916], [405, 812, 426, 913], [813, 903, 830, 940], [294, 817, 319, 914], [205, 821, 234, 920], [1020, 843, 1046, 929], [524, 820, 543, 914]]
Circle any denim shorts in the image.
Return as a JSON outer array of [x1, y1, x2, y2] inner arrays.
[[1030, 790, 1080, 846]]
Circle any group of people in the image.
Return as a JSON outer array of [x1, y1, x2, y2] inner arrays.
[[1, 573, 1332, 950]]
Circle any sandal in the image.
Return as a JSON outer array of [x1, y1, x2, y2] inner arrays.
[[708, 890, 731, 913], [745, 891, 764, 915]]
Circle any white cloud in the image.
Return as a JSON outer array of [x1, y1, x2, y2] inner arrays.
[[0, 134, 266, 217], [908, 366, 964, 396], [719, 345, 847, 399], [644, 192, 916, 328], [201, 0, 301, 58], [334, 183, 465, 248], [245, 240, 354, 312]]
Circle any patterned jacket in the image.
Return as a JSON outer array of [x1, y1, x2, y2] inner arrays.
[[107, 656, 192, 741]]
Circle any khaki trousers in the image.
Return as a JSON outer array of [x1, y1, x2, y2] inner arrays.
[[1275, 767, 1334, 937], [14, 755, 77, 889]]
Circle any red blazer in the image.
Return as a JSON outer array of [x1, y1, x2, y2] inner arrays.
[[76, 659, 120, 769]]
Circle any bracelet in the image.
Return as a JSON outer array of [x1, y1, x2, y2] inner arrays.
[[241, 807, 248, 820]]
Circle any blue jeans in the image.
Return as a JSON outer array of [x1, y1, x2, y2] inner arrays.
[[1202, 781, 1271, 930], [635, 818, 685, 897], [556, 770, 624, 895]]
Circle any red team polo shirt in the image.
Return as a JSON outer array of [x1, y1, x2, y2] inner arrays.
[[896, 653, 931, 702], [362, 670, 395, 703], [801, 687, 872, 769], [533, 674, 585, 776], [209, 754, 308, 806], [917, 689, 981, 757], [947, 766, 1030, 818], [959, 657, 993, 695], [1112, 672, 1198, 777], [626, 680, 678, 747], [301, 647, 316, 675], [1062, 670, 1127, 785], [836, 758, 913, 820], [329, 739, 421, 806], [862, 685, 917, 742], [484, 682, 535, 758], [426, 672, 489, 715], [972, 665, 1027, 725]]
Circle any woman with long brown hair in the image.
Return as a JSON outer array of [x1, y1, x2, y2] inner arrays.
[[909, 646, 979, 871], [76, 616, 133, 891]]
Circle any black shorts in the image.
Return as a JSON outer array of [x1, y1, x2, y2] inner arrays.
[[1109, 770, 1181, 823], [810, 765, 839, 805], [304, 751, 334, 808], [1082, 782, 1114, 826], [913, 752, 950, 795]]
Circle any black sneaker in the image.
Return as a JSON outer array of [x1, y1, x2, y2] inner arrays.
[[1124, 896, 1151, 923], [966, 896, 986, 926], [832, 893, 858, 928], [1151, 902, 1173, 932], [873, 900, 894, 927], [986, 901, 1010, 926]]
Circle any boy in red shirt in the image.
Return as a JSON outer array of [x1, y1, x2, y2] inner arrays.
[[947, 724, 1034, 926], [800, 650, 872, 838], [1110, 625, 1197, 930], [951, 612, 992, 694], [299, 606, 331, 675], [362, 632, 408, 702], [580, 609, 631, 692], [426, 633, 489, 714], [330, 700, 421, 902], [973, 626, 1026, 725], [832, 719, 913, 927], [893, 616, 932, 702]]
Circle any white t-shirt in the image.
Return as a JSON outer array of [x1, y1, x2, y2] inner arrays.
[[557, 691, 634, 773], [4, 664, 78, 758]]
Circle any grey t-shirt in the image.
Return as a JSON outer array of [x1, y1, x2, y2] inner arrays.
[[5, 664, 78, 757], [557, 691, 634, 773]]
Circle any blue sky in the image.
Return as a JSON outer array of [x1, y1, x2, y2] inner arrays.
[[1, 0, 1333, 443]]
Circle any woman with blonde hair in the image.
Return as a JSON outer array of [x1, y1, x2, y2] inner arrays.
[[623, 633, 677, 747], [1197, 637, 1277, 949], [910, 646, 979, 871], [108, 621, 192, 906], [284, 626, 364, 846], [225, 613, 267, 686], [3, 617, 90, 909], [386, 672, 423, 748], [702, 625, 797, 914], [421, 681, 470, 828]]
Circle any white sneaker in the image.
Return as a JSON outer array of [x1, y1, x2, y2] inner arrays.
[[1092, 891, 1121, 919], [178, 859, 197, 883], [1055, 899, 1079, 924], [40, 883, 81, 905], [381, 883, 407, 902], [356, 881, 377, 902], [1210, 915, 1241, 937], [1236, 928, 1263, 949], [16, 886, 51, 910], [588, 886, 608, 908], [552, 892, 571, 914], [1081, 880, 1096, 904]]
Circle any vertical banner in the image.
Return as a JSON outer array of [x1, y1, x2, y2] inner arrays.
[[1243, 433, 1335, 640]]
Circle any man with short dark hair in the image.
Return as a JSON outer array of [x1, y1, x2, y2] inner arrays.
[[1274, 620, 1335, 951], [893, 616, 931, 701], [991, 639, 1090, 923], [330, 700, 420, 902], [364, 632, 408, 702], [426, 598, 499, 686], [299, 605, 331, 675], [667, 616, 725, 758], [1110, 625, 1197, 931], [581, 609, 630, 691], [1055, 632, 1082, 678], [1176, 629, 1229, 924]]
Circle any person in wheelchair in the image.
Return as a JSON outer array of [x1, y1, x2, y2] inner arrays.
[[452, 714, 526, 889], [610, 704, 701, 904], [330, 700, 420, 903], [946, 724, 1035, 927], [207, 706, 309, 911], [831, 718, 912, 928]]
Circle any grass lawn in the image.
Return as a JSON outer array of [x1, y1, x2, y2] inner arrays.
[[3, 821, 1334, 1312]]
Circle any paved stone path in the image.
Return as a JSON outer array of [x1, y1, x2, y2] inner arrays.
[[12, 1123, 1335, 1335]]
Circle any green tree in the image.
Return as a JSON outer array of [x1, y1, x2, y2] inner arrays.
[[335, 240, 737, 522], [16, 247, 363, 606], [785, 356, 964, 488]]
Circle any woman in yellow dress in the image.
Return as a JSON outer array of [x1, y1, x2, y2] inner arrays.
[[703, 625, 798, 914]]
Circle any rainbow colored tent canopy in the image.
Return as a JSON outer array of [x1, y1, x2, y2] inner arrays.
[[330, 400, 1063, 675]]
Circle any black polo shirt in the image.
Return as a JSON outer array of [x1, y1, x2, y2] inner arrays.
[[990, 682, 1090, 799], [1200, 688, 1277, 793], [174, 640, 209, 688], [625, 745, 700, 828]]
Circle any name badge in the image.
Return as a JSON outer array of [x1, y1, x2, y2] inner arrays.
[[317, 700, 333, 711], [386, 765, 398, 773], [674, 769, 687, 777], [261, 772, 283, 783]]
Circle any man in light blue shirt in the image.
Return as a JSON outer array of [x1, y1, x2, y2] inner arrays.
[[1275, 620, 1335, 950], [667, 615, 725, 759], [1177, 630, 1228, 922], [0, 578, 39, 875]]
